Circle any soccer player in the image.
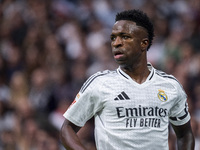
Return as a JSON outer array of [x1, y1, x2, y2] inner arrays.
[[60, 9, 195, 150]]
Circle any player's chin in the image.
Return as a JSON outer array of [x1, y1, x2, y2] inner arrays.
[[115, 59, 128, 67], [114, 57, 126, 63]]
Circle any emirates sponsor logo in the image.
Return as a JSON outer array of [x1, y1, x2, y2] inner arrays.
[[116, 105, 168, 128]]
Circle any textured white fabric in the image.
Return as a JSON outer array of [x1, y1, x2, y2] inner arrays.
[[63, 63, 190, 150]]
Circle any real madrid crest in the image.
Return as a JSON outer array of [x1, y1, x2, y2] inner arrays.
[[158, 89, 168, 102]]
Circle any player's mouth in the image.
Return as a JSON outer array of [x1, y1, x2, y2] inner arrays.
[[113, 51, 125, 59]]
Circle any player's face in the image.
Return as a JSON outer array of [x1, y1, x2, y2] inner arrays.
[[110, 20, 148, 68]]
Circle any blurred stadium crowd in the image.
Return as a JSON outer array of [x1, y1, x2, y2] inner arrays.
[[0, 0, 200, 149]]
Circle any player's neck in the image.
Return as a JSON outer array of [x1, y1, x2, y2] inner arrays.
[[120, 62, 150, 84]]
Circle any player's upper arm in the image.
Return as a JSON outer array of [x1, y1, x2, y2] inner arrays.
[[61, 119, 81, 133], [171, 120, 192, 138], [171, 120, 195, 150]]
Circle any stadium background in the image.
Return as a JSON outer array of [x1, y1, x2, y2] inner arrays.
[[0, 0, 199, 149]]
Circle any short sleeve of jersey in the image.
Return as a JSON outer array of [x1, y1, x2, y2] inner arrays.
[[63, 73, 103, 127], [169, 82, 190, 126]]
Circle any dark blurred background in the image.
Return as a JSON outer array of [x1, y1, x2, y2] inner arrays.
[[0, 0, 199, 150]]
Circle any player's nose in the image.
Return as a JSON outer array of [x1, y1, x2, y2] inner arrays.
[[113, 36, 123, 48]]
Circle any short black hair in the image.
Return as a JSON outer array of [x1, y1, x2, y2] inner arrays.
[[115, 9, 154, 50]]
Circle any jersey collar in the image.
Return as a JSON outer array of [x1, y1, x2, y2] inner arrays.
[[117, 62, 155, 82]]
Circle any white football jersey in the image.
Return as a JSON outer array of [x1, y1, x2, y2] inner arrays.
[[63, 63, 190, 150]]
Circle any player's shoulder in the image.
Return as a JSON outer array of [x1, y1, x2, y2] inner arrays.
[[80, 69, 117, 93], [154, 68, 183, 89], [90, 69, 117, 80]]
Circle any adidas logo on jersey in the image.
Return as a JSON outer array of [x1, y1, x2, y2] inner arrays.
[[114, 91, 130, 100]]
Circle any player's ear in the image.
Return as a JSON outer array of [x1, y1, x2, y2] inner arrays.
[[141, 38, 149, 51]]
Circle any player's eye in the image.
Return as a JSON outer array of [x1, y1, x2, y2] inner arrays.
[[110, 36, 116, 41], [122, 35, 130, 40]]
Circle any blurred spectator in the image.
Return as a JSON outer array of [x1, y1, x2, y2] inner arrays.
[[29, 67, 56, 114], [49, 100, 70, 131], [9, 71, 29, 106], [0, 129, 17, 150]]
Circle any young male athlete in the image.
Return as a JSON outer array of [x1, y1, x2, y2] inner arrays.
[[60, 9, 195, 150]]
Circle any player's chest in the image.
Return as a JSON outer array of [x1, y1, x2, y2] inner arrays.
[[98, 81, 175, 129], [100, 81, 176, 111]]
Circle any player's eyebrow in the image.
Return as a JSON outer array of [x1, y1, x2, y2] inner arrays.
[[110, 32, 130, 37]]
